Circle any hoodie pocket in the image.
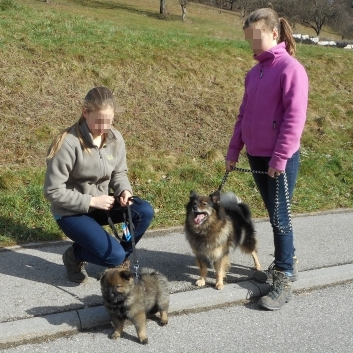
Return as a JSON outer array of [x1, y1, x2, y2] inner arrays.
[[272, 120, 280, 137]]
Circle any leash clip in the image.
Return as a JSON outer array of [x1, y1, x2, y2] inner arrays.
[[133, 263, 140, 279]]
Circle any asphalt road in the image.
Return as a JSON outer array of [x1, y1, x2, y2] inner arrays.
[[1, 209, 353, 351], [2, 281, 353, 353]]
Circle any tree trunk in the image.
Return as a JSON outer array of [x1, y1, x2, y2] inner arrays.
[[181, 5, 186, 21], [160, 0, 166, 15]]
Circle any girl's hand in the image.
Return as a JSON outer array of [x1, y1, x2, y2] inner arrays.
[[90, 195, 115, 210], [268, 166, 284, 178], [225, 160, 236, 172], [119, 190, 132, 207]]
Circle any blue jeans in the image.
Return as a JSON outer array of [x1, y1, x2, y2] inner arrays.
[[247, 150, 300, 273], [56, 197, 154, 267]]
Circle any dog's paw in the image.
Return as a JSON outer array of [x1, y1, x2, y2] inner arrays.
[[160, 318, 168, 326], [215, 282, 224, 290], [140, 337, 149, 345], [196, 279, 206, 287], [111, 331, 121, 340]]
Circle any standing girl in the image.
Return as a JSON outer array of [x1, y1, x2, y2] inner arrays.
[[226, 8, 308, 310], [44, 87, 154, 283]]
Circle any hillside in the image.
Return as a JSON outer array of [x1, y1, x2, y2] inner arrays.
[[0, 0, 352, 245]]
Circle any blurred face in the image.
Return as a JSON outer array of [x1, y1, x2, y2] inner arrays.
[[83, 107, 114, 137], [244, 25, 278, 55]]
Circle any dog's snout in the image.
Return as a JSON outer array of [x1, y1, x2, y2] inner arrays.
[[108, 287, 115, 298]]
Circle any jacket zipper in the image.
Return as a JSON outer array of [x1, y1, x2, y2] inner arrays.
[[248, 66, 263, 137], [97, 148, 106, 180]]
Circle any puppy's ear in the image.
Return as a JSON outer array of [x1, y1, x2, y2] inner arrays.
[[210, 190, 221, 204], [120, 270, 133, 281], [190, 190, 198, 199], [97, 271, 106, 281]]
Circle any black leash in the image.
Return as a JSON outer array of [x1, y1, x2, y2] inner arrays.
[[126, 197, 140, 279], [218, 166, 292, 232], [106, 196, 140, 279]]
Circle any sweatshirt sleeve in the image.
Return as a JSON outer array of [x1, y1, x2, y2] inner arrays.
[[109, 133, 132, 197], [226, 78, 247, 162], [43, 141, 92, 213], [269, 62, 308, 170]]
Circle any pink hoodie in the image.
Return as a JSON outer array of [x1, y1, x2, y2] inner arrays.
[[226, 42, 308, 170]]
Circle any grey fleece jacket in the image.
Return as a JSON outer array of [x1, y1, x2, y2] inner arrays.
[[44, 121, 132, 217]]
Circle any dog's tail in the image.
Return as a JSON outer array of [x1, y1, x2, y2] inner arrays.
[[220, 192, 242, 207], [220, 194, 257, 253], [237, 203, 257, 253]]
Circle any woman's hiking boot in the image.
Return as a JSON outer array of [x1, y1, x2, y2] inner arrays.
[[62, 246, 88, 283], [257, 270, 293, 310], [254, 256, 298, 284]]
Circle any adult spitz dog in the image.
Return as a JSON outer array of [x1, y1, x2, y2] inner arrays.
[[185, 190, 261, 290]]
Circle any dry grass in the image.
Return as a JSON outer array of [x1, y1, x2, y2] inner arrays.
[[0, 0, 352, 245]]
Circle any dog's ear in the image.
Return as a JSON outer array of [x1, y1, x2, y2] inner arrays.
[[190, 190, 198, 199], [210, 190, 221, 204], [120, 270, 133, 281]]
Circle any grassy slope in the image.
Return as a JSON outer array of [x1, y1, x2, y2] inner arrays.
[[0, 0, 352, 245]]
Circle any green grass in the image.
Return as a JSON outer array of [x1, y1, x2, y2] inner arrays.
[[0, 0, 352, 246]]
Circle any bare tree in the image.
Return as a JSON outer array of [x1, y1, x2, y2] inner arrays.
[[328, 0, 353, 39], [179, 0, 187, 21], [231, 0, 270, 18], [160, 0, 166, 15], [226, 0, 237, 11], [295, 0, 342, 37], [270, 0, 301, 28]]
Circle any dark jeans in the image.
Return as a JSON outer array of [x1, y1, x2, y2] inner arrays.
[[56, 197, 154, 267], [247, 150, 300, 273]]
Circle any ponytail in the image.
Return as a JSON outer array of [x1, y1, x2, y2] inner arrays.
[[279, 17, 296, 57], [46, 116, 91, 161]]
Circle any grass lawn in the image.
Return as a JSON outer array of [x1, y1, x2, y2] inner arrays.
[[0, 0, 352, 245]]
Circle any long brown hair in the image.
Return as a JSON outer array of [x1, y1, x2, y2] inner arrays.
[[46, 87, 116, 161], [243, 8, 296, 57]]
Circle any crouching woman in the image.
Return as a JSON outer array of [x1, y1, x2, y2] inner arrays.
[[44, 86, 154, 283]]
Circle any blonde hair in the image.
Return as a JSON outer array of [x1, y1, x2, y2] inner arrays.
[[243, 8, 296, 57], [46, 87, 116, 161]]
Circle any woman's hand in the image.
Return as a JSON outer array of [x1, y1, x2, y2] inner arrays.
[[268, 166, 283, 178], [225, 160, 236, 172], [119, 190, 132, 207], [90, 195, 115, 210]]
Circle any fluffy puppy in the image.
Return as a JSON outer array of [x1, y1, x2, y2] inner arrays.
[[99, 267, 169, 344]]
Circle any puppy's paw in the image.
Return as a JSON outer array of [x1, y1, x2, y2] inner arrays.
[[111, 331, 121, 340], [196, 278, 205, 287], [215, 282, 224, 290]]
